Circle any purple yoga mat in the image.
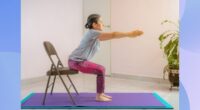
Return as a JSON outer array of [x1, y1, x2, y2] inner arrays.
[[21, 93, 169, 109]]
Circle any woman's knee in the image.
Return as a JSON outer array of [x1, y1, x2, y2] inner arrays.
[[96, 65, 105, 75], [99, 65, 106, 73]]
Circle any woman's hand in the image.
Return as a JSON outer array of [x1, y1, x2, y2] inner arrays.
[[127, 30, 143, 38]]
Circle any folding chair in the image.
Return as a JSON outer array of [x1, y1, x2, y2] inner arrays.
[[42, 41, 79, 105]]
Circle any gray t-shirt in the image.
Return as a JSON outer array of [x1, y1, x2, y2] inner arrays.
[[69, 29, 101, 61]]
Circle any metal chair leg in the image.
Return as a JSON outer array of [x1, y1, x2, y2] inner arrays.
[[42, 75, 51, 105], [58, 75, 76, 105], [50, 75, 57, 95], [66, 75, 79, 95]]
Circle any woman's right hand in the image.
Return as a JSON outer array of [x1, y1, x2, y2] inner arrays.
[[127, 30, 143, 38]]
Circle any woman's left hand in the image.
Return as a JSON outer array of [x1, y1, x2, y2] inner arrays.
[[127, 30, 144, 38]]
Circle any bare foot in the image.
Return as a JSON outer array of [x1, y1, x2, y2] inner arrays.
[[96, 95, 112, 102], [102, 93, 112, 99]]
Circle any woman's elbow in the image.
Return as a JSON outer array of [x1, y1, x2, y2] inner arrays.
[[98, 36, 112, 41], [98, 37, 106, 41]]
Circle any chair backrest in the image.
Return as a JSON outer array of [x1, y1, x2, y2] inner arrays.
[[43, 41, 57, 56], [43, 41, 64, 68]]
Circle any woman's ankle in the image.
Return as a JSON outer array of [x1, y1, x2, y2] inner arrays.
[[96, 93, 103, 97]]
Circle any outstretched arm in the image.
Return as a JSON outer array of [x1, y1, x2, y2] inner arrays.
[[98, 30, 143, 41]]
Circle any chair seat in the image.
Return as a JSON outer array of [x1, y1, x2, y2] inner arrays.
[[47, 67, 78, 75]]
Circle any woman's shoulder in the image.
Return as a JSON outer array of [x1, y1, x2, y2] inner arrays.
[[87, 29, 102, 35], [83, 29, 102, 40]]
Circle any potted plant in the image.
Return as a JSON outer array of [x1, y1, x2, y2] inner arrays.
[[159, 20, 179, 90]]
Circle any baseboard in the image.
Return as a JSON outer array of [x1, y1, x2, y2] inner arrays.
[[110, 73, 169, 84]]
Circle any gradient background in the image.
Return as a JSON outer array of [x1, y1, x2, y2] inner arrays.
[[0, 0, 198, 109]]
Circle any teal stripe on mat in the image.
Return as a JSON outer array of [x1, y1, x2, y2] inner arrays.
[[21, 93, 35, 104], [153, 92, 173, 109]]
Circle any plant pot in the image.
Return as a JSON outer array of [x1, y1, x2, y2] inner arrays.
[[168, 69, 179, 90]]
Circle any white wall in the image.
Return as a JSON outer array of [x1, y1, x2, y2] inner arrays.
[[111, 0, 179, 78], [21, 0, 83, 79]]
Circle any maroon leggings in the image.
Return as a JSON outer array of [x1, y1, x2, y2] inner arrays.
[[68, 59, 105, 93]]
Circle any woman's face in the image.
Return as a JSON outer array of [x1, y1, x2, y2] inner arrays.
[[92, 17, 104, 31]]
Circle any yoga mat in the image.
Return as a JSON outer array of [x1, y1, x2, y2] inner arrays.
[[21, 92, 173, 109]]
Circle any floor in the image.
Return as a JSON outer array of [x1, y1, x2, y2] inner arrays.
[[21, 74, 179, 110]]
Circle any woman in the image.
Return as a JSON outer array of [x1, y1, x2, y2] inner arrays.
[[68, 14, 143, 102]]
